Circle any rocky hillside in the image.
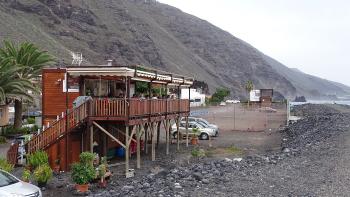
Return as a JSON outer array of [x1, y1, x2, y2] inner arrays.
[[0, 0, 349, 99]]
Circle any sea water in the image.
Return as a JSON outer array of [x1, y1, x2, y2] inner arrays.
[[290, 100, 350, 106]]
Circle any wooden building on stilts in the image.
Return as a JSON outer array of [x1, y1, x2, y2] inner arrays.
[[24, 62, 193, 176]]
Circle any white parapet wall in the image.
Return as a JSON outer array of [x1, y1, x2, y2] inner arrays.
[[181, 89, 206, 107]]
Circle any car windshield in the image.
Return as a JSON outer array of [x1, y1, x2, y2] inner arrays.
[[197, 121, 209, 128], [199, 119, 210, 125], [0, 171, 19, 187], [193, 123, 204, 129]]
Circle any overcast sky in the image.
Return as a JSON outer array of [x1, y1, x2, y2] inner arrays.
[[159, 0, 350, 86]]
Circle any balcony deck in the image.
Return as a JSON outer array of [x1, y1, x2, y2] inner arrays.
[[88, 98, 189, 124], [28, 98, 190, 154]]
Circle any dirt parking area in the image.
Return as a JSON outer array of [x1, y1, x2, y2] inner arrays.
[[179, 103, 288, 155]]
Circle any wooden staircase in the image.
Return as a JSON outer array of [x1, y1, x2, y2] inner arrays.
[[27, 100, 90, 154]]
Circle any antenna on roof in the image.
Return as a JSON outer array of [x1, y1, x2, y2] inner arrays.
[[71, 51, 83, 66]]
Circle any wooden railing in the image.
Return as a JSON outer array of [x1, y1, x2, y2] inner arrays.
[[96, 98, 190, 117], [180, 99, 190, 112], [27, 101, 89, 154], [150, 99, 167, 114], [130, 99, 150, 116], [167, 99, 179, 113], [90, 98, 127, 117]]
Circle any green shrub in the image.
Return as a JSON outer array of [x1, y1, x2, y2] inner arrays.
[[2, 126, 15, 135], [226, 145, 242, 154], [192, 128, 200, 138], [0, 136, 6, 144], [27, 151, 49, 169], [19, 127, 30, 134], [71, 163, 96, 185], [27, 117, 35, 124], [0, 158, 14, 172], [210, 87, 230, 103], [191, 148, 206, 158], [98, 163, 107, 180], [22, 169, 31, 182], [79, 152, 95, 165], [33, 164, 52, 184], [31, 125, 39, 133]]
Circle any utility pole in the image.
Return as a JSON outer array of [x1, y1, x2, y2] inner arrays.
[[233, 103, 236, 130]]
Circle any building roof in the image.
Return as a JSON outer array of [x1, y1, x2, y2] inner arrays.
[[48, 65, 194, 86]]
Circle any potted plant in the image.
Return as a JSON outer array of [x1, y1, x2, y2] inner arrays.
[[191, 128, 200, 145], [97, 157, 108, 188], [79, 152, 95, 166], [22, 169, 31, 183], [33, 164, 52, 188], [71, 163, 96, 192], [98, 163, 107, 188], [53, 158, 60, 173], [27, 151, 49, 171], [71, 152, 97, 193]]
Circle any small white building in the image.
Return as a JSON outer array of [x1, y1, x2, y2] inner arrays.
[[250, 90, 261, 102], [181, 89, 206, 107]]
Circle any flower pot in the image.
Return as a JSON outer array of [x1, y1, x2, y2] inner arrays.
[[191, 138, 198, 145], [53, 165, 60, 173], [98, 180, 107, 188], [75, 184, 89, 192]]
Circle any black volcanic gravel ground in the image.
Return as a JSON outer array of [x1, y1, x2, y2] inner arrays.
[[40, 104, 350, 196]]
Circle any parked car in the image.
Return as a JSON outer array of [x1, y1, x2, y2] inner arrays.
[[171, 122, 216, 140], [0, 170, 42, 197], [225, 99, 240, 104], [258, 107, 277, 113], [181, 117, 219, 136], [219, 102, 226, 106]]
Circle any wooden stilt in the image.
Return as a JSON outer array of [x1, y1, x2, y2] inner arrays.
[[186, 116, 189, 147], [81, 131, 84, 152], [145, 124, 148, 154], [90, 125, 93, 153], [136, 125, 141, 169], [156, 121, 161, 149], [125, 126, 129, 177], [151, 122, 156, 161], [102, 126, 107, 157], [166, 119, 169, 155], [176, 117, 180, 151]]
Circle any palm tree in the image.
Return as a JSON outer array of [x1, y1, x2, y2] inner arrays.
[[0, 65, 27, 103], [245, 80, 254, 107], [0, 61, 35, 105], [0, 40, 54, 128]]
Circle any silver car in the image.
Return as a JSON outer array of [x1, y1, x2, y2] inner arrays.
[[171, 122, 216, 140], [181, 117, 219, 136], [0, 170, 42, 197]]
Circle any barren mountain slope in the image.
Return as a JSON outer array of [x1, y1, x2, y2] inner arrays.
[[0, 0, 348, 98]]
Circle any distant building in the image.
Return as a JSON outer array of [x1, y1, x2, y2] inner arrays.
[[181, 89, 206, 107], [250, 89, 273, 106], [260, 89, 273, 106], [250, 90, 261, 102]]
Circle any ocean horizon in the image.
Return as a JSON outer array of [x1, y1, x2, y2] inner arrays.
[[290, 100, 350, 106]]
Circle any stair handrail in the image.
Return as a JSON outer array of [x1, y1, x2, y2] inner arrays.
[[26, 99, 91, 153]]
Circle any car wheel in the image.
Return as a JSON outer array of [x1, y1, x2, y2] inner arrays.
[[200, 133, 209, 140], [173, 132, 178, 139]]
